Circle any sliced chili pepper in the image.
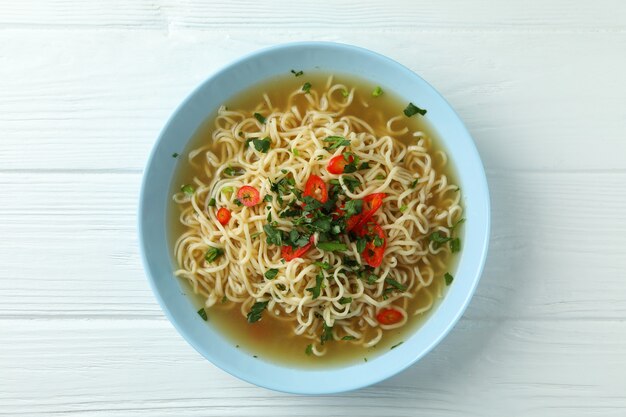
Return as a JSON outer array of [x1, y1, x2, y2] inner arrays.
[[356, 221, 386, 268], [345, 193, 387, 231], [281, 236, 315, 261], [303, 174, 328, 203], [237, 185, 260, 207], [216, 207, 231, 225], [327, 154, 354, 175], [376, 308, 403, 325]]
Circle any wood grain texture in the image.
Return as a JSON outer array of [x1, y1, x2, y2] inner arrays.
[[1, 0, 626, 415], [1, 30, 626, 172]]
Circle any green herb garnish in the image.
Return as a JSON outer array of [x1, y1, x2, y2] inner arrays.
[[263, 224, 282, 246], [317, 241, 348, 252], [391, 342, 403, 349], [208, 198, 216, 207], [263, 194, 273, 203], [430, 231, 452, 247], [305, 344, 313, 355], [264, 268, 279, 280], [314, 261, 331, 270], [342, 176, 361, 192], [253, 112, 266, 124], [399, 205, 408, 212], [197, 308, 207, 321], [375, 174, 386, 180], [320, 322, 333, 345], [444, 272, 454, 286], [385, 277, 407, 292], [410, 178, 419, 188], [276, 283, 286, 291], [221, 186, 233, 195], [181, 184, 195, 195], [252, 137, 271, 153], [292, 148, 299, 157], [323, 135, 351, 150], [172, 152, 179, 158], [372, 86, 383, 97], [356, 237, 367, 253], [339, 297, 352, 305], [450, 238, 461, 253], [403, 102, 427, 117], [306, 273, 325, 300], [341, 88, 349, 97], [224, 166, 244, 176], [344, 199, 363, 217], [247, 300, 269, 323], [291, 69, 304, 77], [342, 335, 356, 341], [302, 82, 312, 93], [204, 246, 223, 263], [250, 231, 262, 239], [373, 236, 384, 247]]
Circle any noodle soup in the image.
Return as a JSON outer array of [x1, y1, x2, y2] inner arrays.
[[169, 73, 462, 367]]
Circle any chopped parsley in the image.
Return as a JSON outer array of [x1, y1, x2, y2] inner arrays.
[[247, 300, 269, 323], [372, 86, 383, 97], [306, 273, 325, 300], [403, 102, 427, 117], [302, 82, 312, 93], [450, 238, 461, 253], [323, 135, 351, 150], [263, 224, 282, 246], [264, 268, 279, 280], [385, 277, 407, 292], [444, 272, 454, 286], [344, 199, 363, 217], [320, 322, 333, 345], [197, 308, 207, 321], [181, 184, 195, 195], [316, 241, 348, 252], [291, 69, 304, 77], [253, 112, 266, 124], [252, 137, 271, 153], [204, 246, 223, 263]]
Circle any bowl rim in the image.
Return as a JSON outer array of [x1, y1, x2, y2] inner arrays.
[[138, 41, 490, 394]]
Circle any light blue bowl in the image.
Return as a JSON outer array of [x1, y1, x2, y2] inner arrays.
[[138, 42, 490, 394]]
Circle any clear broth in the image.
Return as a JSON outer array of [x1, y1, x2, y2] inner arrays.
[[169, 72, 460, 368]]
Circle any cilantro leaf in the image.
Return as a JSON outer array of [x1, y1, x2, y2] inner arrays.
[[320, 321, 333, 345], [263, 224, 282, 246], [339, 297, 352, 305], [254, 112, 266, 124], [444, 272, 454, 286], [252, 137, 271, 153], [323, 136, 351, 150], [197, 308, 207, 321], [264, 268, 279, 280], [306, 273, 325, 300]]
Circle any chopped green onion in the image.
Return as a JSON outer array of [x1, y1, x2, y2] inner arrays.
[[339, 297, 352, 305], [342, 335, 356, 341], [302, 82, 312, 93], [181, 184, 195, 195], [450, 238, 461, 253], [385, 277, 407, 292], [292, 148, 299, 157], [317, 241, 348, 252], [444, 272, 454, 286], [399, 205, 408, 212], [323, 136, 351, 150], [204, 246, 224, 263], [250, 231, 262, 239], [197, 308, 207, 321], [372, 86, 383, 97]]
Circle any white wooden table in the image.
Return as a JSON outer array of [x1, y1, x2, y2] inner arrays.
[[2, 1, 625, 415]]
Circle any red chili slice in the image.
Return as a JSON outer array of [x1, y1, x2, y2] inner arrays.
[[357, 221, 386, 268], [376, 308, 403, 325], [327, 154, 354, 175], [237, 185, 260, 207], [346, 193, 387, 231], [216, 207, 231, 225], [303, 174, 328, 203], [281, 236, 315, 261]]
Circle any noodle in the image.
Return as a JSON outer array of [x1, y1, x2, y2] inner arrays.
[[172, 77, 462, 357]]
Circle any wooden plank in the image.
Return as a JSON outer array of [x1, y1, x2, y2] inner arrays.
[[1, 0, 625, 31], [1, 31, 626, 172], [1, 318, 625, 416], [0, 170, 625, 320]]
